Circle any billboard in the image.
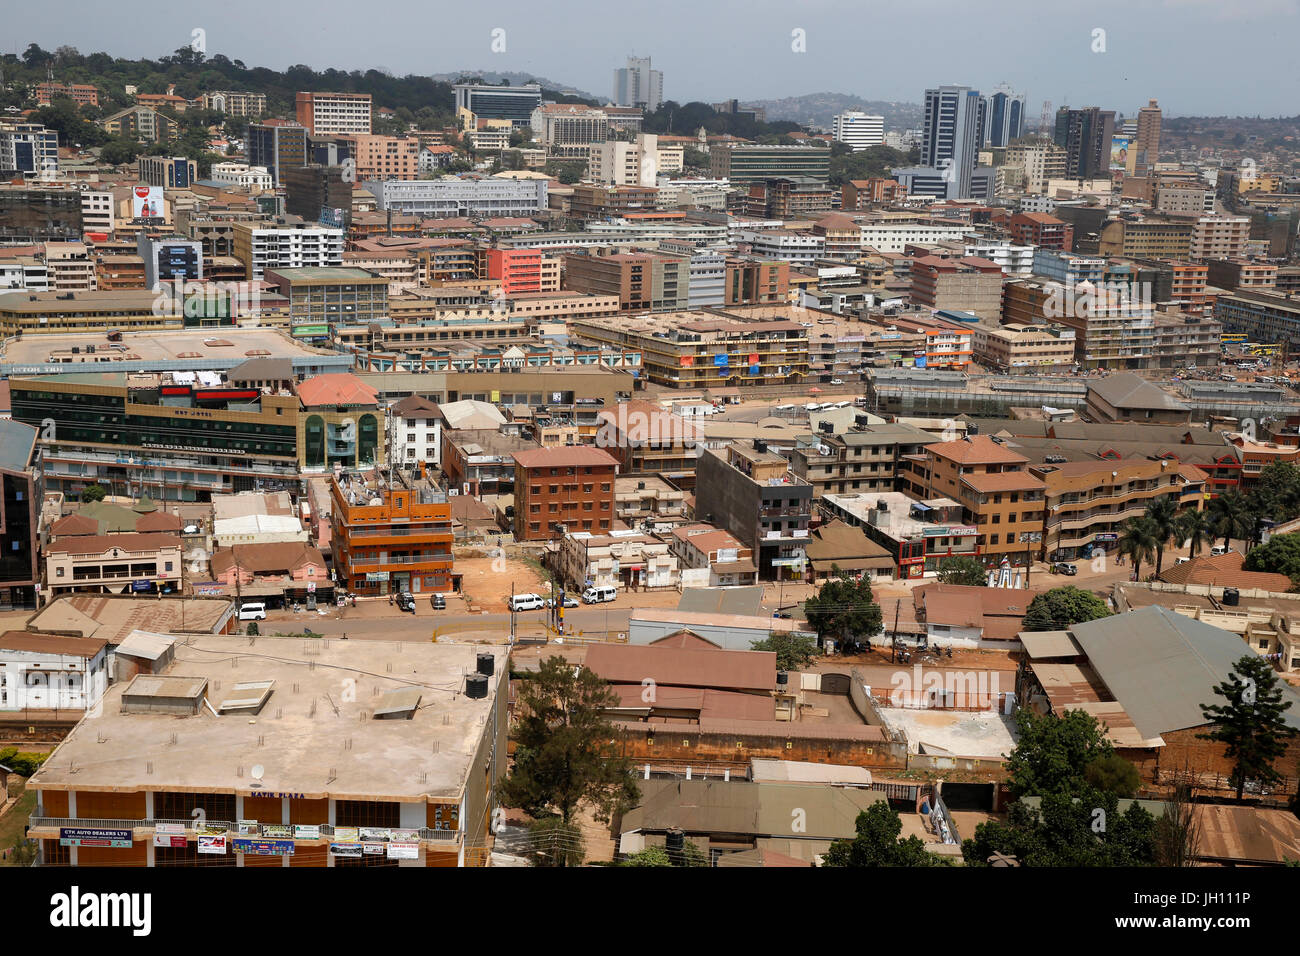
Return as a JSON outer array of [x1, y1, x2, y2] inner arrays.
[[132, 184, 164, 219], [1110, 135, 1130, 173]]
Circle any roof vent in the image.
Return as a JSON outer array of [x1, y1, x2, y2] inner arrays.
[[218, 680, 275, 715], [373, 687, 422, 720]]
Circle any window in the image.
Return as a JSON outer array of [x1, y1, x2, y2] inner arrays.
[[164, 562, 173, 572], [56, 567, 65, 577]]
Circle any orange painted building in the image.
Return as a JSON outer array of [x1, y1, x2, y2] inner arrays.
[[904, 435, 1047, 563], [486, 247, 543, 295], [330, 472, 454, 595]]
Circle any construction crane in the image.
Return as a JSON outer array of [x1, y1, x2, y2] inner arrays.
[[1038, 100, 1053, 138]]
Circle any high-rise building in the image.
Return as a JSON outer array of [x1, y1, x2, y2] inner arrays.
[[831, 111, 885, 151], [1134, 98, 1162, 174], [1053, 106, 1116, 180], [282, 164, 353, 226], [452, 83, 543, 129], [709, 143, 831, 185], [197, 91, 267, 116], [984, 89, 1027, 147], [0, 121, 58, 179], [231, 221, 345, 282], [247, 120, 308, 186], [892, 86, 988, 200], [613, 56, 663, 111], [137, 156, 196, 189], [136, 233, 203, 289], [294, 91, 372, 135]]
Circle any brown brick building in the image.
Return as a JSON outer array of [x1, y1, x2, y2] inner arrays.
[[512, 446, 619, 541], [902, 434, 1046, 565]]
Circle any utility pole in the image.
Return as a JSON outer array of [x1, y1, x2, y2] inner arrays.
[[890, 598, 900, 662]]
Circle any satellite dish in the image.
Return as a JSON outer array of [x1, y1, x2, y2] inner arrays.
[[250, 764, 265, 781]]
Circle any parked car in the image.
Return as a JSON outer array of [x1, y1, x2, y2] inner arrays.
[[509, 593, 546, 612], [1051, 562, 1078, 576], [396, 592, 416, 613], [238, 602, 267, 621], [560, 595, 579, 608], [1210, 545, 1233, 556], [431, 593, 446, 610], [830, 378, 845, 386]]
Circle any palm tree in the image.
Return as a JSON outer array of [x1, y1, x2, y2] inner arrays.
[[1172, 508, 1210, 560], [1207, 490, 1253, 552], [1118, 516, 1160, 581], [1144, 496, 1179, 577]]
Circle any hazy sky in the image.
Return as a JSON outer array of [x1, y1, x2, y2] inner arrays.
[[9, 0, 1300, 117]]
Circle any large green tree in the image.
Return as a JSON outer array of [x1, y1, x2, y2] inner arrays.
[[961, 788, 1157, 866], [1207, 489, 1253, 550], [1144, 497, 1179, 577], [1243, 532, 1300, 585], [937, 556, 989, 587], [822, 802, 948, 867], [802, 564, 883, 644], [750, 632, 817, 671], [1004, 708, 1134, 800], [1199, 654, 1298, 799], [1248, 461, 1300, 525], [1118, 515, 1160, 580], [1172, 508, 1211, 560], [1021, 586, 1111, 632], [501, 656, 640, 831]]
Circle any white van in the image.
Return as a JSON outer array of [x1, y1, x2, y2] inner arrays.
[[238, 602, 267, 621], [509, 593, 545, 612], [1210, 545, 1233, 557], [582, 585, 617, 604]]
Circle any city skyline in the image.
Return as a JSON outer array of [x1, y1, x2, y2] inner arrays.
[[7, 0, 1300, 118]]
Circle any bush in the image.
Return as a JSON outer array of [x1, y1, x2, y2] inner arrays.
[[0, 747, 47, 777]]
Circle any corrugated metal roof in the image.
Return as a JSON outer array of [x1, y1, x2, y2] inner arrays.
[[1070, 605, 1300, 738]]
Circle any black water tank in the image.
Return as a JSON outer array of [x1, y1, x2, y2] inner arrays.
[[465, 674, 488, 699], [776, 671, 789, 686], [476, 652, 495, 677], [665, 827, 684, 854], [1222, 587, 1240, 606], [966, 422, 979, 435]]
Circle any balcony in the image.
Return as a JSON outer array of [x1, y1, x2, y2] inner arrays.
[[347, 553, 453, 567]]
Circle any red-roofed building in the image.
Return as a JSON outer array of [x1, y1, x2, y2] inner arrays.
[[1008, 212, 1073, 252], [903, 435, 1046, 564], [297, 374, 385, 471], [908, 255, 1005, 320], [512, 446, 619, 540]]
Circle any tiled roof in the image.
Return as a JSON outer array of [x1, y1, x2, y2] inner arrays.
[[296, 374, 379, 408], [512, 446, 619, 469]]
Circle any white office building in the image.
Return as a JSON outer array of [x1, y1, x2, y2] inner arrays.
[[0, 632, 108, 712], [831, 111, 885, 151], [209, 162, 274, 191], [0, 121, 58, 178], [79, 189, 114, 235], [365, 177, 549, 218], [235, 222, 345, 281], [613, 56, 663, 111], [741, 230, 825, 266]]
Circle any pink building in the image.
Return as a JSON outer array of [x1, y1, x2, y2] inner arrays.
[[210, 543, 328, 604]]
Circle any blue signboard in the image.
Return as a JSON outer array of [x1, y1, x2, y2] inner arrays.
[[131, 579, 152, 592], [60, 827, 133, 848]]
